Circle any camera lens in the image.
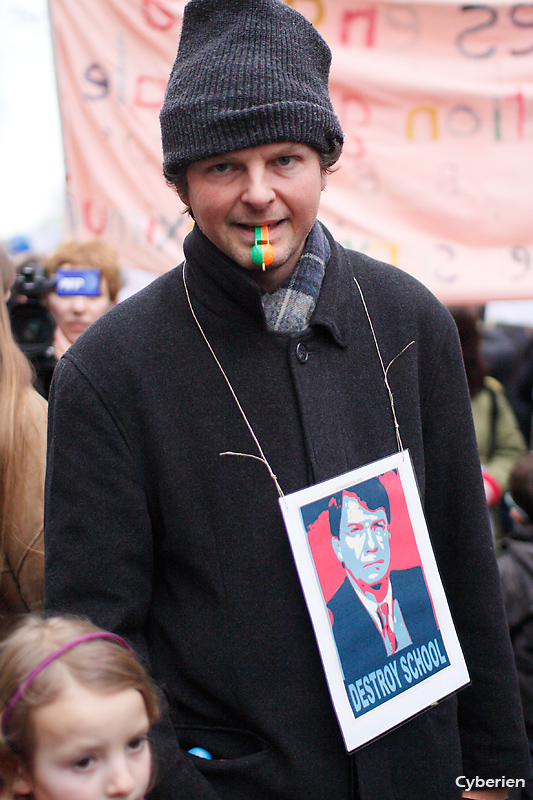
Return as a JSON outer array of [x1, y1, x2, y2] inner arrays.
[[9, 302, 56, 355]]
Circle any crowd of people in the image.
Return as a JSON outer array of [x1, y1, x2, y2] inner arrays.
[[1, 1, 533, 798]]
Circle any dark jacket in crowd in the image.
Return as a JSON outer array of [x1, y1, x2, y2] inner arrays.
[[499, 521, 533, 727]]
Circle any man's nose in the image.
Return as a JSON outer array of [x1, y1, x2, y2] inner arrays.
[[364, 526, 378, 552], [241, 168, 275, 208]]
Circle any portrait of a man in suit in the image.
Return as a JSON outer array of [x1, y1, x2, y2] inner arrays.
[[327, 476, 441, 683]]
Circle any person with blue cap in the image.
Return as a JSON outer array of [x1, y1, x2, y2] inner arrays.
[[44, 1, 530, 798]]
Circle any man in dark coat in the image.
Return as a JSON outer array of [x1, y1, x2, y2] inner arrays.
[[44, 1, 530, 799]]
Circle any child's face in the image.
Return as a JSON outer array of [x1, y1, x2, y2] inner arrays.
[[15, 676, 151, 800]]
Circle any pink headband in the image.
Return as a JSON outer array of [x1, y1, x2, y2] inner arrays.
[[1, 631, 132, 736]]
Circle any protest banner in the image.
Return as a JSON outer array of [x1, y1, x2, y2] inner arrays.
[[49, 0, 533, 302]]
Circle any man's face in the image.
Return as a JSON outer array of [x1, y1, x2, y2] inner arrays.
[[333, 495, 391, 586], [179, 142, 326, 292]]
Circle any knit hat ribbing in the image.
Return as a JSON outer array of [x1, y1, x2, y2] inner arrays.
[[160, 0, 343, 176]]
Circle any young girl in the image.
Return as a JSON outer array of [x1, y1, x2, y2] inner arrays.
[[0, 615, 160, 800]]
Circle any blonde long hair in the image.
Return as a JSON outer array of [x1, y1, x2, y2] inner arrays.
[[0, 249, 35, 550]]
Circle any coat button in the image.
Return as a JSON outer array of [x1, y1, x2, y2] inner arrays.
[[296, 342, 309, 363]]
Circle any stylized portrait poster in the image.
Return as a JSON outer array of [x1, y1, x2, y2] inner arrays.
[[279, 450, 469, 752], [50, 0, 533, 303]]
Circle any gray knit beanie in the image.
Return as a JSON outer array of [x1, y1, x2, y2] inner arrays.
[[160, 0, 343, 177]]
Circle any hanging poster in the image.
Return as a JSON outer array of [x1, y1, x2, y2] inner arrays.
[[279, 450, 469, 752]]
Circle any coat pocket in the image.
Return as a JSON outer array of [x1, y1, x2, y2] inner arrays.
[[178, 722, 272, 772]]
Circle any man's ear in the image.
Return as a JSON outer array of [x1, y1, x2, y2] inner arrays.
[[177, 187, 190, 208], [331, 536, 343, 561]]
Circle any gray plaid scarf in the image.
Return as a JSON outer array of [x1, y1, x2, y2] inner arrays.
[[261, 221, 330, 333]]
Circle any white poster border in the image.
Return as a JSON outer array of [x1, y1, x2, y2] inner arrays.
[[279, 449, 469, 752]]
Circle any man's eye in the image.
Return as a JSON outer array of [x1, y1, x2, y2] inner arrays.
[[346, 526, 363, 536], [211, 163, 232, 174], [277, 155, 295, 167]]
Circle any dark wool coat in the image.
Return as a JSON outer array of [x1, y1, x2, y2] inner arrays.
[[44, 224, 529, 800]]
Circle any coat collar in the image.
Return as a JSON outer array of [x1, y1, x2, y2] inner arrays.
[[311, 225, 352, 348], [183, 223, 353, 347]]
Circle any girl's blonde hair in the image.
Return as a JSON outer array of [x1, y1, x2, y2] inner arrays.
[[0, 248, 37, 569], [0, 615, 160, 791]]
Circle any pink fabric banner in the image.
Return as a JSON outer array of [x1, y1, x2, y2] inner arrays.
[[49, 0, 533, 303]]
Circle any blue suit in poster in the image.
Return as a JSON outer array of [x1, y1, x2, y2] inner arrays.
[[325, 477, 450, 716], [328, 567, 448, 713]]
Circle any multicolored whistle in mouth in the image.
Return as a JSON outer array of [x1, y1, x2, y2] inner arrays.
[[251, 226, 275, 271]]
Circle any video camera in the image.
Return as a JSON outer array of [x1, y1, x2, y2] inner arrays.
[[8, 262, 105, 398], [9, 262, 57, 358]]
